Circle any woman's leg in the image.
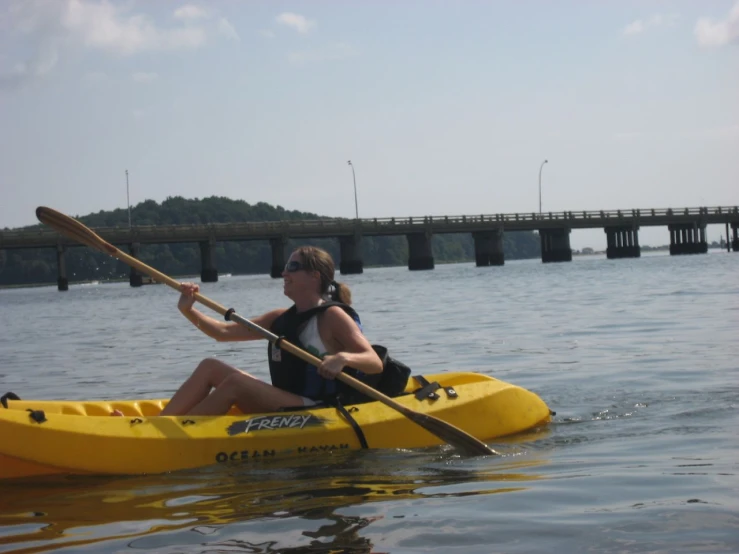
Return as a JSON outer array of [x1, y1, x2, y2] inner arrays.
[[186, 372, 308, 416], [160, 358, 242, 416]]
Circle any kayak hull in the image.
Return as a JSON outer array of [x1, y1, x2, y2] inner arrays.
[[0, 373, 550, 479]]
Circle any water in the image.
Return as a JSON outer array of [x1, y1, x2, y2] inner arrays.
[[1, 251, 737, 553]]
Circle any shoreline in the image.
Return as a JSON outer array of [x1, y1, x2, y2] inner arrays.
[[1, 247, 731, 290]]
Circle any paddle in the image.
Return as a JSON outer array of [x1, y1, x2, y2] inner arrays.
[[36, 206, 497, 456]]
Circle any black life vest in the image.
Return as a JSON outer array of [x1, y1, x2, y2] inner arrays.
[[267, 302, 407, 404]]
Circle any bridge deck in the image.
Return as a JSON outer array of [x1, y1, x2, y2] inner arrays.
[[2, 206, 738, 249]]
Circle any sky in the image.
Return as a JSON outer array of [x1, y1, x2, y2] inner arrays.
[[1, 0, 737, 249]]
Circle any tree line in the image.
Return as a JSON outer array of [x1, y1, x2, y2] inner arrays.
[[0, 196, 541, 286]]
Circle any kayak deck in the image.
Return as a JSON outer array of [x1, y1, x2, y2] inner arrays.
[[0, 373, 551, 479]]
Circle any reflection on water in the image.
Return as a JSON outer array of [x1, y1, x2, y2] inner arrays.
[[0, 451, 547, 553]]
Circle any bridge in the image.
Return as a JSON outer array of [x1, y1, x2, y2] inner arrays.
[[1, 206, 738, 290]]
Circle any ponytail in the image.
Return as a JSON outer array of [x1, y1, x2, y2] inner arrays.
[[330, 280, 353, 305]]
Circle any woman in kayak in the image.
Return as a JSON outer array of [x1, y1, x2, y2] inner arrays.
[[157, 246, 383, 416]]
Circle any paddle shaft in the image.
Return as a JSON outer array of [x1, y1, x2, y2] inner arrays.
[[36, 207, 496, 455]]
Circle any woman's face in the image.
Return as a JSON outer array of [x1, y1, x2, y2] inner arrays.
[[282, 252, 319, 299]]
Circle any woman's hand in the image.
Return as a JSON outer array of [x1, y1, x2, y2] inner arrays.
[[317, 353, 348, 380], [178, 282, 199, 312]]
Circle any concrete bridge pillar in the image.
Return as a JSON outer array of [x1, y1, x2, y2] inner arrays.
[[56, 244, 68, 291], [339, 235, 363, 274], [199, 237, 219, 282], [540, 228, 572, 263], [605, 226, 640, 259], [731, 223, 739, 252], [669, 223, 707, 255], [129, 243, 143, 287], [473, 230, 504, 266], [270, 237, 288, 278], [406, 232, 434, 270]]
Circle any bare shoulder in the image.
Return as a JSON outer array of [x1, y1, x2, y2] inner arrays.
[[321, 306, 363, 339], [322, 305, 355, 325], [320, 305, 371, 352]]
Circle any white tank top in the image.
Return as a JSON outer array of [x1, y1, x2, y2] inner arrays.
[[299, 315, 329, 358]]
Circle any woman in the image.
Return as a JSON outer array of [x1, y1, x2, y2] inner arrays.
[[159, 246, 383, 416]]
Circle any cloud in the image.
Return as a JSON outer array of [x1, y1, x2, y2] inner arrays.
[[623, 20, 645, 35], [1, 1, 239, 90], [288, 42, 357, 64], [0, 1, 65, 89], [63, 0, 205, 55], [276, 12, 315, 34], [0, 41, 58, 91], [623, 13, 679, 36], [695, 1, 739, 47], [218, 17, 239, 42], [173, 5, 208, 21], [132, 71, 157, 83]]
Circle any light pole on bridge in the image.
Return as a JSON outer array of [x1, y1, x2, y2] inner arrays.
[[125, 169, 131, 228], [538, 159, 548, 214], [347, 160, 359, 220]]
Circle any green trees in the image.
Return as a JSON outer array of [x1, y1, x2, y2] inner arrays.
[[0, 197, 540, 286]]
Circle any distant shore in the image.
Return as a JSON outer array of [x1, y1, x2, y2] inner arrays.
[[1, 246, 732, 290]]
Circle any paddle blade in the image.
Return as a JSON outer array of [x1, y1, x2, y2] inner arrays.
[[407, 411, 498, 456], [333, 369, 497, 456], [36, 206, 117, 255]]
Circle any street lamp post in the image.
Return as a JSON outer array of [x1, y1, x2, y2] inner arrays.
[[538, 159, 548, 214], [347, 160, 359, 220], [125, 169, 131, 228]]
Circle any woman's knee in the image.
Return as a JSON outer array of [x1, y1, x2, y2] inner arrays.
[[220, 372, 257, 391], [193, 358, 240, 383], [209, 373, 256, 405]]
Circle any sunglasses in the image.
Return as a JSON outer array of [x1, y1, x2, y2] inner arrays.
[[284, 260, 306, 273]]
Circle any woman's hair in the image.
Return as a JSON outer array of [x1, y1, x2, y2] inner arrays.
[[294, 246, 352, 305]]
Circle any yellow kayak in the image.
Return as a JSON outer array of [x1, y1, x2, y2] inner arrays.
[[0, 373, 551, 479]]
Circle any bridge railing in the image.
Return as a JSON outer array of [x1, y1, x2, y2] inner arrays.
[[361, 206, 738, 226]]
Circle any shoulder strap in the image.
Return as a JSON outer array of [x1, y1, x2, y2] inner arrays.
[[293, 301, 359, 325]]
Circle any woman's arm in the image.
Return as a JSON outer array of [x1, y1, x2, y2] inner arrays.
[[316, 306, 383, 378], [178, 283, 285, 342]]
